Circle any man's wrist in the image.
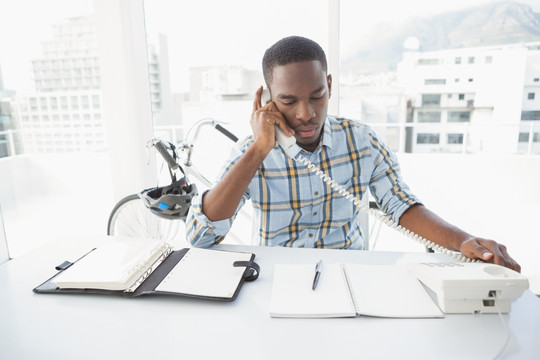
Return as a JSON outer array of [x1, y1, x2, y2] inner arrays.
[[248, 140, 273, 161]]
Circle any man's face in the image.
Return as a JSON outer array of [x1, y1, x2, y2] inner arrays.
[[269, 60, 332, 152]]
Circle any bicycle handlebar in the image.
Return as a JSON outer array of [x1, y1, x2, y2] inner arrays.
[[214, 124, 238, 143], [154, 141, 179, 171]]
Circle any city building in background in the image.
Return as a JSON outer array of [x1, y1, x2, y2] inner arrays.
[[11, 16, 170, 154], [397, 39, 540, 154]]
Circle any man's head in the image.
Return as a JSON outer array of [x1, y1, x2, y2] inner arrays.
[[262, 36, 332, 152], [262, 36, 328, 87]]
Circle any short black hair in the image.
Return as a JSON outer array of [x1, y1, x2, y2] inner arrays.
[[262, 36, 327, 86]]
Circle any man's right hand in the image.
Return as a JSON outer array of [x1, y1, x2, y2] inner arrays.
[[250, 86, 294, 155]]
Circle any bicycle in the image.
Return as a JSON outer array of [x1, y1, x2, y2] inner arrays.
[[107, 118, 244, 243]]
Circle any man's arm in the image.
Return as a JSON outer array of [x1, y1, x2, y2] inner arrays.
[[399, 203, 521, 272], [201, 86, 294, 221]]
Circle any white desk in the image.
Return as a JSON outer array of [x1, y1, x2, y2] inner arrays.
[[1, 235, 539, 360]]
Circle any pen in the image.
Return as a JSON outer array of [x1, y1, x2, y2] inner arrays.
[[312, 259, 323, 290]]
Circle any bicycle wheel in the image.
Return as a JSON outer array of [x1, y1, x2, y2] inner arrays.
[[107, 194, 181, 242]]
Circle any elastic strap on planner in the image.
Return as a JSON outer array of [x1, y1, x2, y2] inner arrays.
[[233, 261, 260, 282], [55, 261, 74, 271]]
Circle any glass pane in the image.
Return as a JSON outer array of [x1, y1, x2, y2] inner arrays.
[[518, 132, 529, 142], [0, 205, 9, 263], [416, 133, 440, 144], [0, 1, 115, 256], [448, 111, 470, 122], [422, 94, 441, 106], [143, 1, 328, 180], [418, 111, 441, 123], [522, 111, 540, 120], [143, 0, 328, 186], [447, 133, 464, 144]]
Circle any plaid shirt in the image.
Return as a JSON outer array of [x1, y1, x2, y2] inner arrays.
[[186, 116, 419, 249]]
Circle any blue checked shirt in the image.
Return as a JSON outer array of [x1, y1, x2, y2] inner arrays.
[[186, 116, 420, 249]]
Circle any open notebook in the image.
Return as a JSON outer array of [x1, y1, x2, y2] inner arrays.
[[270, 263, 443, 318], [34, 241, 259, 301]]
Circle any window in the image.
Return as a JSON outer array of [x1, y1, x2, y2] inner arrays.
[[419, 59, 439, 65], [468, 78, 473, 82], [485, 56, 493, 64], [417, 133, 440, 144], [458, 94, 465, 100], [521, 111, 540, 120], [518, 132, 540, 142], [417, 111, 441, 122], [455, 57, 461, 64], [518, 133, 529, 142], [468, 56, 475, 64], [528, 93, 535, 100], [421, 94, 441, 106], [534, 78, 539, 82], [447, 133, 464, 144], [424, 79, 446, 85], [448, 111, 470, 122]]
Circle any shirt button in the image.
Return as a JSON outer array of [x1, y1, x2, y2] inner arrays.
[[314, 191, 319, 196], [309, 234, 313, 238], [313, 212, 318, 216]]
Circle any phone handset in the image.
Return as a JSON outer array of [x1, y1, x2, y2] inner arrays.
[[275, 126, 297, 158], [261, 87, 298, 158]]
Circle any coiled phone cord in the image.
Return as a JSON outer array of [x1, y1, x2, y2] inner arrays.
[[295, 154, 478, 263]]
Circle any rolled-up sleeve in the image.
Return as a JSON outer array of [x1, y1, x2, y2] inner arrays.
[[185, 190, 247, 248], [367, 132, 421, 224], [185, 137, 253, 248]]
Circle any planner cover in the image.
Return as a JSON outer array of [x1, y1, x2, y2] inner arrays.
[[33, 242, 259, 302]]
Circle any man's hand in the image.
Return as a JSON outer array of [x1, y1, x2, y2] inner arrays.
[[250, 86, 294, 155], [400, 204, 521, 272], [459, 237, 521, 272]]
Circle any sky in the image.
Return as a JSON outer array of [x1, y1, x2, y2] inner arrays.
[[1, 0, 539, 93]]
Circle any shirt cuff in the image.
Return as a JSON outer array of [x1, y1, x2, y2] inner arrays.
[[393, 198, 422, 224], [190, 190, 233, 236]]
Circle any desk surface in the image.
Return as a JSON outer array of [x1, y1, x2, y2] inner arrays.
[[1, 235, 539, 360]]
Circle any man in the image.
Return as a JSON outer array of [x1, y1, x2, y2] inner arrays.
[[186, 36, 520, 271]]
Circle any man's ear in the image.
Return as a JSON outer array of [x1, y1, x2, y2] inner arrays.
[[327, 74, 333, 98]]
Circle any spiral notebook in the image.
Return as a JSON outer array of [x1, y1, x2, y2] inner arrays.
[[34, 241, 259, 301], [270, 263, 443, 318]]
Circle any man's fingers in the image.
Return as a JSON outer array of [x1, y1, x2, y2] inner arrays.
[[275, 118, 295, 136], [463, 238, 521, 272], [477, 239, 521, 272], [253, 86, 263, 112], [461, 239, 491, 261]]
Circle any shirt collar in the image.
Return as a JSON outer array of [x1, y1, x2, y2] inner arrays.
[[321, 116, 334, 150]]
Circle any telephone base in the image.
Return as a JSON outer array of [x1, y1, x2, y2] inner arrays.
[[411, 262, 529, 314], [423, 287, 513, 313]]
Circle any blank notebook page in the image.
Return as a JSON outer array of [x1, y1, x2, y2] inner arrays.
[[155, 248, 252, 298], [270, 263, 356, 318], [344, 264, 443, 318]]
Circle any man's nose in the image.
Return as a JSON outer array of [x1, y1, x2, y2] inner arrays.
[[296, 101, 315, 122]]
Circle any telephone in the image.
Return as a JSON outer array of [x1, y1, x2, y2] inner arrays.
[[409, 262, 529, 313]]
